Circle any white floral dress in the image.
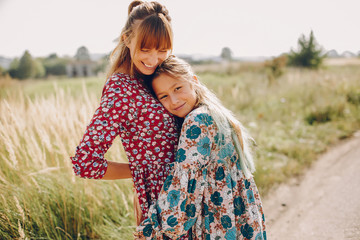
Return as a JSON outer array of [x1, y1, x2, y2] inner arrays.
[[134, 106, 266, 240]]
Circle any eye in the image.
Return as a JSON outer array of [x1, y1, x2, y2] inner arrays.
[[140, 49, 150, 52], [175, 86, 182, 91], [159, 95, 167, 100], [159, 49, 169, 53]]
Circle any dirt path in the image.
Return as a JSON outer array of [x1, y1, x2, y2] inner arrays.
[[263, 131, 360, 240]]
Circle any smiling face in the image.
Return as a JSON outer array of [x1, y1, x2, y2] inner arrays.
[[125, 17, 172, 76], [152, 73, 197, 118], [127, 38, 170, 75]]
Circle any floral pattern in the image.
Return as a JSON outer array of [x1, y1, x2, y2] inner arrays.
[[70, 73, 179, 218], [134, 106, 266, 239]]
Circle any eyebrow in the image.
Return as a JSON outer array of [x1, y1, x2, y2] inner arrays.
[[155, 82, 179, 96]]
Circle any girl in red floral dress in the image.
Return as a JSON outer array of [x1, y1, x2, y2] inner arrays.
[[70, 0, 180, 228]]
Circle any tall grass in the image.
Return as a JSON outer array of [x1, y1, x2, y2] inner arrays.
[[1, 63, 360, 239], [1, 79, 135, 239], [198, 64, 360, 191]]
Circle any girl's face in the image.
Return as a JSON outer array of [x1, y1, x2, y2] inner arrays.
[[152, 73, 197, 118], [126, 37, 170, 75]]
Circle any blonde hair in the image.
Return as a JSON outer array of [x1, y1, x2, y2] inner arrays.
[[106, 0, 173, 79], [153, 56, 256, 178]]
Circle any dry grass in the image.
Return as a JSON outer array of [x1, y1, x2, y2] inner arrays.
[[1, 63, 360, 239]]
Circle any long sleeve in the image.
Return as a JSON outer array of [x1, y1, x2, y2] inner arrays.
[[70, 77, 128, 179], [134, 110, 216, 239]]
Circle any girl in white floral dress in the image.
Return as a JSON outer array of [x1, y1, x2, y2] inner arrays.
[[134, 56, 266, 240]]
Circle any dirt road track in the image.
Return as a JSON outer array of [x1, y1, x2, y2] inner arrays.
[[263, 132, 360, 240]]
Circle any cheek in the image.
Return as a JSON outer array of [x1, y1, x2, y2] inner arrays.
[[133, 52, 143, 62], [162, 101, 171, 112], [188, 88, 197, 102], [159, 52, 169, 62]]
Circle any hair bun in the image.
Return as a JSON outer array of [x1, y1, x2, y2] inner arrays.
[[151, 2, 171, 21], [128, 0, 145, 15]]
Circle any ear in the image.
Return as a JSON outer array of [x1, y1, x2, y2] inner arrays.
[[123, 34, 130, 47]]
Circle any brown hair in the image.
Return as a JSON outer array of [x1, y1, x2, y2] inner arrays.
[[106, 0, 173, 79]]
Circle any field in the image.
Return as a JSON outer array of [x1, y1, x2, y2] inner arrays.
[[1, 60, 360, 239]]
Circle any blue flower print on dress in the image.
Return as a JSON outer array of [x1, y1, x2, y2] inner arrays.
[[167, 215, 178, 227], [255, 231, 266, 240], [210, 191, 223, 206], [205, 211, 215, 231], [247, 189, 255, 203], [215, 166, 225, 181], [214, 132, 226, 147], [143, 223, 153, 237], [187, 178, 197, 194], [241, 223, 254, 239], [194, 113, 213, 126], [185, 204, 196, 218], [225, 227, 236, 240], [197, 136, 211, 156], [221, 215, 232, 229], [163, 174, 173, 192], [176, 148, 186, 163], [218, 143, 235, 159], [180, 198, 187, 212], [186, 125, 201, 140], [226, 174, 236, 189], [234, 196, 245, 216], [245, 179, 251, 189], [184, 218, 197, 231], [150, 213, 159, 228], [167, 190, 181, 208]]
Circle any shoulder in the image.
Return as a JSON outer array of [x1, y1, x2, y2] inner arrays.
[[102, 73, 137, 96], [183, 105, 215, 128], [180, 105, 217, 140], [106, 72, 134, 87]]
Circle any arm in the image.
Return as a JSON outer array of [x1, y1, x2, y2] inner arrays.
[[70, 78, 131, 180], [102, 161, 131, 180], [134, 111, 216, 239]]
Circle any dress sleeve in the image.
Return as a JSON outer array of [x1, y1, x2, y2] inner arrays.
[[134, 111, 216, 239], [70, 78, 128, 179]]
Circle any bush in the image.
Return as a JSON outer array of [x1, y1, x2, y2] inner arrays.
[[8, 58, 20, 79], [264, 55, 287, 85], [41, 54, 67, 76], [347, 91, 360, 105], [305, 104, 344, 125], [288, 31, 325, 69]]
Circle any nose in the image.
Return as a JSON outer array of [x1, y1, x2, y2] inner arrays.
[[147, 52, 159, 66], [169, 94, 179, 106]]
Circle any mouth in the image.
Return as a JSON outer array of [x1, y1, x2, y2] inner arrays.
[[143, 62, 156, 68], [174, 103, 185, 111]]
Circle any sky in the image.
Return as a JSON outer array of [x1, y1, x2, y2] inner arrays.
[[0, 0, 359, 59]]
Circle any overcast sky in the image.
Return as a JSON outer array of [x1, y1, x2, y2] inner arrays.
[[0, 0, 359, 59]]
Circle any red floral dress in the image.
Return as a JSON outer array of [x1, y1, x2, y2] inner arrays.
[[70, 73, 179, 219]]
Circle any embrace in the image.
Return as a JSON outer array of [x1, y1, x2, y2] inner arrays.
[[70, 1, 266, 239]]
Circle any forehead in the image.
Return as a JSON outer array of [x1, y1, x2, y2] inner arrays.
[[152, 74, 183, 93], [134, 17, 172, 50]]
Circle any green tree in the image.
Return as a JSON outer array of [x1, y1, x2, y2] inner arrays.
[[8, 58, 20, 79], [17, 50, 36, 79], [288, 31, 325, 69], [220, 47, 233, 61], [0, 65, 4, 77], [42, 53, 67, 76], [33, 59, 46, 78]]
